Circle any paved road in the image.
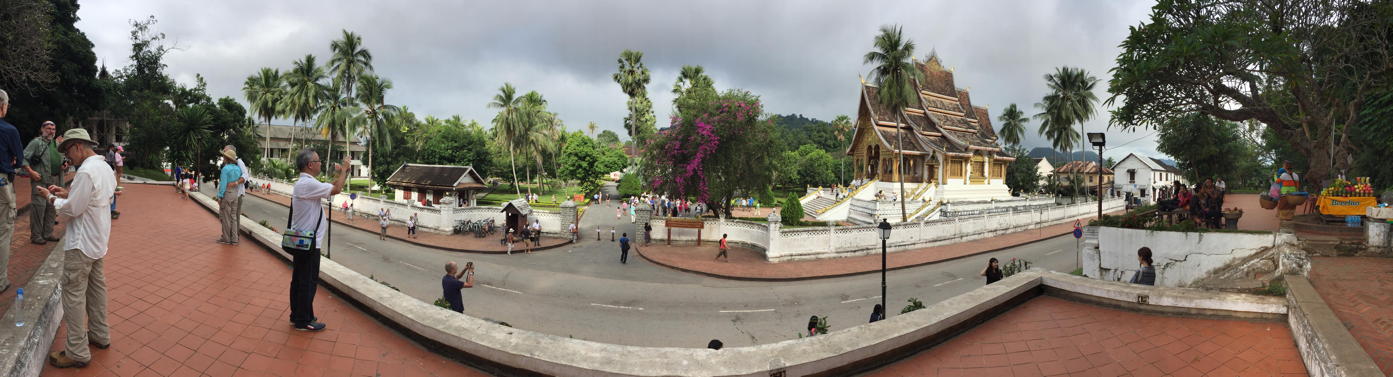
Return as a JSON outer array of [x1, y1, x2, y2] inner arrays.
[[218, 184, 1084, 348]]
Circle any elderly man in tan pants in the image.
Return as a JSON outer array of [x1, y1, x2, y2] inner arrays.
[[37, 128, 116, 368]]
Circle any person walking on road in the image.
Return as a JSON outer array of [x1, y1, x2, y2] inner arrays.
[[24, 120, 62, 244], [215, 148, 243, 245], [644, 222, 652, 245], [287, 149, 349, 332], [38, 128, 114, 368], [568, 222, 577, 243], [619, 233, 630, 264], [715, 233, 730, 262], [441, 261, 474, 313], [506, 228, 515, 255], [407, 213, 418, 239]]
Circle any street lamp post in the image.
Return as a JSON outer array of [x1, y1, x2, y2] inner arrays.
[[878, 219, 892, 316], [1087, 132, 1107, 219]]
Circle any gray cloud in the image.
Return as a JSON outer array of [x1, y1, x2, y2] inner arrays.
[[76, 0, 1164, 159]]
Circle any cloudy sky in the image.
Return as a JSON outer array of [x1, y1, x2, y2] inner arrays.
[[75, 0, 1166, 159]]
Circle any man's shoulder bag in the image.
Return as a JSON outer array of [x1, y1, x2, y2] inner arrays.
[[282, 195, 324, 252]]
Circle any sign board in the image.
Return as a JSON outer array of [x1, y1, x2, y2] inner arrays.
[[1072, 220, 1083, 239], [1317, 196, 1377, 217], [666, 218, 706, 229]]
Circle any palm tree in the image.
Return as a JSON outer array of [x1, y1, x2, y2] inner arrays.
[[171, 106, 211, 171], [1034, 66, 1099, 199], [243, 67, 283, 160], [997, 103, 1028, 147], [329, 30, 373, 100], [864, 24, 923, 222], [282, 54, 328, 157], [356, 74, 397, 188], [831, 115, 853, 185], [489, 83, 526, 197], [518, 91, 549, 198], [612, 50, 651, 141], [671, 65, 714, 99], [587, 121, 598, 138], [315, 83, 360, 168]]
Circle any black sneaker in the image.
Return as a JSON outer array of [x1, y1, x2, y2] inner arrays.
[[293, 322, 326, 332]]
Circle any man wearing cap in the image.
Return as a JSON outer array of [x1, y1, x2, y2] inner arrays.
[[216, 147, 243, 244], [35, 128, 115, 368], [24, 120, 63, 244], [0, 89, 43, 294]]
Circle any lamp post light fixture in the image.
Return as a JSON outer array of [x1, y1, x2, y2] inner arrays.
[[1087, 132, 1107, 219], [878, 219, 892, 316]]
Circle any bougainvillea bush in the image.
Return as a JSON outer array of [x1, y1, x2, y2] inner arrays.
[[642, 89, 776, 217]]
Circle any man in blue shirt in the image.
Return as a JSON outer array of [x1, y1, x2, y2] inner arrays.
[[618, 233, 630, 264], [215, 148, 243, 244], [0, 89, 42, 293], [441, 262, 473, 313]]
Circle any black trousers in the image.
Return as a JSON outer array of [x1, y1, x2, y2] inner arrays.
[[289, 247, 321, 325], [620, 247, 629, 263]]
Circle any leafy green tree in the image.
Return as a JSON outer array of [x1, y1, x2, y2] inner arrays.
[[559, 131, 604, 194], [1157, 113, 1255, 185], [596, 130, 621, 146], [597, 145, 629, 174], [1, 0, 104, 140], [415, 117, 492, 174], [618, 173, 644, 198], [612, 50, 656, 144], [864, 24, 923, 222], [672, 65, 714, 100], [781, 194, 804, 225], [773, 150, 801, 187], [1004, 147, 1040, 196], [1106, 0, 1392, 188], [793, 145, 837, 188], [243, 67, 284, 158], [997, 104, 1028, 148], [1035, 66, 1098, 200], [830, 114, 854, 184]]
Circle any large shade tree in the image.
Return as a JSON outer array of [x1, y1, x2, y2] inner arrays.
[[642, 89, 775, 217], [1107, 0, 1392, 188], [863, 24, 923, 221]]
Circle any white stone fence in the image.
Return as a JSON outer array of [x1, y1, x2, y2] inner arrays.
[[650, 199, 1123, 262], [1082, 226, 1295, 287], [254, 176, 570, 235], [939, 196, 1056, 217]]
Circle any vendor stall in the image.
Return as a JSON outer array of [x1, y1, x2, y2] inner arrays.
[[1317, 177, 1377, 217]]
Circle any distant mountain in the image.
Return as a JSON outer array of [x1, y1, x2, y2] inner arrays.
[[1027, 147, 1100, 166]]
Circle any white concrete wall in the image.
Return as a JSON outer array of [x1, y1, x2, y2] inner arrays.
[[1083, 227, 1296, 287]]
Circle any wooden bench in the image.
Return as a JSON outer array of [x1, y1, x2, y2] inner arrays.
[[665, 218, 706, 246]]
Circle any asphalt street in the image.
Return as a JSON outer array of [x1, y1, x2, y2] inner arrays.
[[216, 184, 1084, 348]]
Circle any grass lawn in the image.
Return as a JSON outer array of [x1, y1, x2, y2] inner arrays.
[[477, 183, 590, 208], [125, 167, 171, 181]]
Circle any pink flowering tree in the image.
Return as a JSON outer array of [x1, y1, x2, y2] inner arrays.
[[641, 89, 776, 217]]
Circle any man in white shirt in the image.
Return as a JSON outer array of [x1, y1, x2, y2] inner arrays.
[[288, 149, 349, 332], [36, 129, 115, 369]]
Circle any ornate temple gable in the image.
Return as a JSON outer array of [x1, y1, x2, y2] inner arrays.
[[974, 107, 998, 142]]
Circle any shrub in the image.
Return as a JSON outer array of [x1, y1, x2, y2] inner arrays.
[[1002, 258, 1032, 277], [434, 298, 451, 309], [618, 173, 643, 197], [781, 194, 804, 225], [901, 298, 926, 314]]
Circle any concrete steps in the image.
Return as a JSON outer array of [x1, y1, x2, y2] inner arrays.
[[802, 197, 837, 218]]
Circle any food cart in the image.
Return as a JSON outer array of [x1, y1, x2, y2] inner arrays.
[[1317, 177, 1377, 217]]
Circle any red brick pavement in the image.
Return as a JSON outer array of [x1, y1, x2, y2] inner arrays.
[[870, 296, 1306, 377], [0, 182, 68, 312], [1225, 194, 1281, 232], [246, 191, 568, 254], [1307, 257, 1393, 375], [41, 184, 485, 377], [636, 213, 1112, 280]]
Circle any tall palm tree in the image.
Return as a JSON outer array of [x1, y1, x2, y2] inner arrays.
[[587, 121, 598, 138], [671, 65, 714, 99], [831, 114, 854, 185], [1034, 66, 1098, 199], [997, 103, 1028, 147], [282, 54, 328, 156], [356, 74, 397, 188], [329, 30, 373, 101], [518, 91, 549, 198], [864, 24, 923, 222], [316, 83, 359, 168], [489, 83, 526, 196], [243, 67, 284, 160], [612, 50, 651, 141], [171, 106, 211, 170]]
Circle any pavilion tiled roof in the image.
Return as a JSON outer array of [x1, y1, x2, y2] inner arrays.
[[385, 163, 487, 190], [854, 54, 1004, 156]]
